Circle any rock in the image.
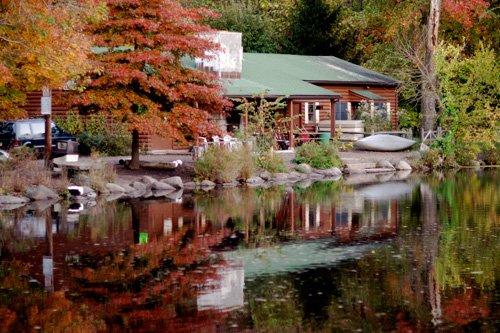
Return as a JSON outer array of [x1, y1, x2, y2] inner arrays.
[[420, 143, 430, 152], [295, 163, 312, 174], [200, 180, 216, 188], [73, 174, 91, 187], [183, 182, 197, 190], [151, 181, 175, 191], [166, 189, 183, 201], [160, 176, 183, 189], [273, 173, 289, 182], [25, 185, 59, 201], [344, 167, 366, 174], [153, 190, 173, 198], [223, 181, 239, 187], [308, 173, 324, 180], [82, 186, 96, 196], [395, 160, 412, 171], [105, 183, 126, 193], [259, 171, 272, 181], [296, 180, 313, 189], [141, 190, 153, 198], [0, 195, 30, 204], [131, 181, 147, 192], [0, 203, 27, 211], [120, 184, 136, 193], [315, 167, 342, 177], [140, 176, 157, 185], [106, 193, 123, 202], [288, 171, 305, 180], [376, 160, 395, 170], [246, 176, 264, 185]]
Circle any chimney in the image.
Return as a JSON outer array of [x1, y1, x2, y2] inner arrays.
[[197, 31, 243, 79]]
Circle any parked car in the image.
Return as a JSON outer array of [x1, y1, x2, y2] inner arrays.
[[0, 118, 77, 157]]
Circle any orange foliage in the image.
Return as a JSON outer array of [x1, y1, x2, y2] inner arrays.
[[443, 0, 490, 29], [0, 0, 101, 119]]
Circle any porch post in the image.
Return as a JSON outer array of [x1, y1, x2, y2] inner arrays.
[[330, 99, 336, 137], [288, 100, 295, 148]]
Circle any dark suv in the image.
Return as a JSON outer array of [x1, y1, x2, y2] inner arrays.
[[0, 118, 76, 156]]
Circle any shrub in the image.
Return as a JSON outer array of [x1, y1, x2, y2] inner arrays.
[[56, 112, 131, 156], [294, 141, 342, 169], [237, 145, 256, 180], [419, 148, 443, 169], [194, 146, 252, 183], [482, 146, 499, 165], [256, 151, 287, 174], [454, 145, 479, 166]]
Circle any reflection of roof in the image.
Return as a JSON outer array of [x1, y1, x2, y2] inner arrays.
[[222, 53, 399, 98], [351, 89, 385, 101]]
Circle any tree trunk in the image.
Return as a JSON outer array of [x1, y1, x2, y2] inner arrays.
[[129, 129, 140, 170], [421, 0, 442, 133]]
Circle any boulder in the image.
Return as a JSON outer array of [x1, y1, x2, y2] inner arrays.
[[288, 171, 304, 180], [160, 176, 183, 189], [183, 182, 198, 190], [315, 167, 342, 177], [82, 186, 96, 196], [420, 143, 430, 152], [120, 184, 136, 193], [295, 163, 313, 174], [105, 183, 126, 193], [166, 189, 183, 201], [308, 173, 324, 180], [259, 171, 272, 181], [246, 176, 264, 185], [200, 180, 216, 188], [151, 181, 175, 191], [131, 181, 147, 192], [106, 193, 124, 202], [0, 195, 30, 204], [140, 176, 157, 185], [376, 160, 395, 170], [25, 185, 59, 201], [273, 173, 289, 182], [395, 160, 412, 171]]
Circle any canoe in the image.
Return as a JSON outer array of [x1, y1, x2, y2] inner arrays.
[[354, 134, 416, 152]]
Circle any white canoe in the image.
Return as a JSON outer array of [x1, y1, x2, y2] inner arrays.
[[354, 134, 416, 152]]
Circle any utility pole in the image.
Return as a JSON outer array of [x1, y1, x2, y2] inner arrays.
[[41, 86, 52, 167]]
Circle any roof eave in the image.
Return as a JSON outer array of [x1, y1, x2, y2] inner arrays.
[[305, 80, 400, 87], [224, 93, 341, 100]]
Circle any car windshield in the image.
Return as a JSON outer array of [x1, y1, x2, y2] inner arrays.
[[14, 121, 57, 139]]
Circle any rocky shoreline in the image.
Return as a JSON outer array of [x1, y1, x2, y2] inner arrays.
[[0, 159, 413, 211]]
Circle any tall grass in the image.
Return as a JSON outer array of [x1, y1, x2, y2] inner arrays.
[[0, 147, 68, 194]]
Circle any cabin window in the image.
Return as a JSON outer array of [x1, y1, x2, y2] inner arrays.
[[335, 102, 349, 120], [374, 102, 389, 119], [304, 102, 320, 124]]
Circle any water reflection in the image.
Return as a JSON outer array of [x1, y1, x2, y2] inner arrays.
[[0, 170, 497, 331]]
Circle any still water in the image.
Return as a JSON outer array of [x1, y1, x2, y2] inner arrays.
[[0, 170, 498, 332]]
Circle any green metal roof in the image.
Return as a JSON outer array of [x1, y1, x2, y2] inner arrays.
[[222, 53, 398, 98], [351, 89, 385, 100]]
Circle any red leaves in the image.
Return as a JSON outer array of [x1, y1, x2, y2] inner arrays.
[[443, 0, 490, 28], [70, 0, 229, 142]]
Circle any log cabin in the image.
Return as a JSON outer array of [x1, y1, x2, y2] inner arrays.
[[22, 31, 399, 152]]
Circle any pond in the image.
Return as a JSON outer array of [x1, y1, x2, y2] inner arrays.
[[0, 170, 498, 332]]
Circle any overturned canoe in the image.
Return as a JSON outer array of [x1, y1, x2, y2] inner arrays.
[[354, 134, 416, 152]]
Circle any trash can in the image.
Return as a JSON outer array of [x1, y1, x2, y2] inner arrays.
[[319, 132, 331, 144]]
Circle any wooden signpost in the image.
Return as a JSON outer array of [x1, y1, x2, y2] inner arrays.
[[41, 87, 52, 166]]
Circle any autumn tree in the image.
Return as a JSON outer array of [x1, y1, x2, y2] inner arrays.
[[70, 0, 228, 169], [0, 0, 104, 120]]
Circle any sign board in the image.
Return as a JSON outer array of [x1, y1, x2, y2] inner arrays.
[[41, 96, 52, 115]]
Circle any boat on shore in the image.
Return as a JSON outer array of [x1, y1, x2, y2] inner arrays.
[[354, 134, 416, 152]]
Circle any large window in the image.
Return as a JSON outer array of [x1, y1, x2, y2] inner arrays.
[[335, 102, 349, 120]]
